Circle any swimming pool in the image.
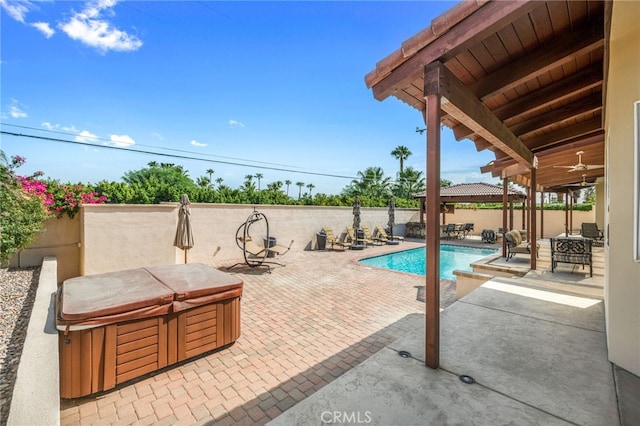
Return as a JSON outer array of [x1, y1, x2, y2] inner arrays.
[[358, 245, 498, 280]]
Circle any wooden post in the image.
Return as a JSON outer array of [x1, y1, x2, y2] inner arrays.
[[540, 192, 545, 239], [522, 201, 526, 231], [530, 168, 537, 269], [569, 192, 574, 234], [424, 93, 441, 370], [502, 177, 508, 258], [509, 200, 514, 231], [565, 190, 569, 236]]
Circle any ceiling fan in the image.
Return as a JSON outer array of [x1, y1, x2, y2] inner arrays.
[[561, 174, 596, 187], [554, 151, 604, 172]]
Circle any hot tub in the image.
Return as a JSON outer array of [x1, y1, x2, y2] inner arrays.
[[57, 264, 243, 398]]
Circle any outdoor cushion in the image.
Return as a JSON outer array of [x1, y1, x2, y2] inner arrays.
[[58, 268, 174, 322]]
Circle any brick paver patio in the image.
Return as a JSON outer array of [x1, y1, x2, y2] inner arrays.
[[60, 239, 461, 425]]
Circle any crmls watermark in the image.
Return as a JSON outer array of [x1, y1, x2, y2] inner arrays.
[[320, 411, 373, 424]]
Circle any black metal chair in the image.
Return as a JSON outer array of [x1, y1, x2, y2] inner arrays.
[[581, 223, 604, 247]]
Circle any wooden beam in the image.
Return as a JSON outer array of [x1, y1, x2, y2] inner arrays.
[[509, 94, 602, 138], [453, 64, 603, 140], [371, 0, 538, 100], [488, 130, 604, 171], [424, 92, 441, 370], [470, 18, 604, 101], [425, 61, 534, 167]]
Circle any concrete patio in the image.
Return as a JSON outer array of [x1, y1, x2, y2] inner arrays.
[[44, 236, 638, 424]]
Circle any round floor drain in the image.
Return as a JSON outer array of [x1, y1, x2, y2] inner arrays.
[[398, 350, 412, 358], [459, 374, 476, 384]]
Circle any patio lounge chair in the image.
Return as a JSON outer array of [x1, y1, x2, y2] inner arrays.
[[375, 226, 404, 242], [321, 228, 352, 250], [346, 227, 373, 246], [361, 226, 385, 245], [581, 223, 604, 247], [504, 230, 540, 261]]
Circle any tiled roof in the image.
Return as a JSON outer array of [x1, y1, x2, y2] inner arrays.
[[413, 182, 525, 198]]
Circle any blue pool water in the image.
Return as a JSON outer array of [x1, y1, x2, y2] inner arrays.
[[359, 245, 498, 280]]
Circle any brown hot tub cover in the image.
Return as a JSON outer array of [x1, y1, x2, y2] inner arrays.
[[58, 268, 175, 325], [146, 263, 243, 312]]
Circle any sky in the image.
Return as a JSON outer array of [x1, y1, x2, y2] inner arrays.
[[1, 0, 499, 195]]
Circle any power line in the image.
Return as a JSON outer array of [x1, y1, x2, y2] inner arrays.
[[1, 130, 358, 180], [1, 123, 303, 170]]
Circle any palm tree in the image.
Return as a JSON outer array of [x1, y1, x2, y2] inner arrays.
[[306, 183, 315, 196], [148, 161, 158, 168], [255, 173, 264, 190], [285, 179, 292, 196], [394, 167, 425, 198], [350, 167, 392, 198], [215, 177, 223, 187], [206, 169, 214, 186], [296, 181, 305, 200], [196, 176, 211, 188], [391, 145, 412, 173]]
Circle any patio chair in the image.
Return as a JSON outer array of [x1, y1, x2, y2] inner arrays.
[[550, 237, 593, 277], [461, 223, 474, 238], [361, 226, 385, 245], [443, 223, 459, 240], [504, 230, 540, 261], [581, 223, 604, 247], [374, 226, 404, 242], [346, 227, 373, 246], [227, 209, 293, 272], [321, 228, 352, 250], [481, 229, 497, 243]]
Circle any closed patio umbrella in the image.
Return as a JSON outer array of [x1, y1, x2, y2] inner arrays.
[[353, 195, 361, 231], [388, 196, 396, 240], [174, 194, 194, 263]]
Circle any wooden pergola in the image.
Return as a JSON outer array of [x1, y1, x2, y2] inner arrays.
[[365, 0, 607, 368]]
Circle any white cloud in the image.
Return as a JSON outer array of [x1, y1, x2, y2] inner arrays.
[[76, 130, 98, 143], [10, 105, 27, 118], [190, 140, 207, 147], [109, 134, 135, 147], [41, 121, 55, 130], [229, 120, 245, 128], [0, 0, 30, 23], [31, 21, 55, 38], [151, 132, 164, 140], [59, 0, 142, 53]]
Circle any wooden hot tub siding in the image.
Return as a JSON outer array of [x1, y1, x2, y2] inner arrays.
[[59, 297, 241, 399]]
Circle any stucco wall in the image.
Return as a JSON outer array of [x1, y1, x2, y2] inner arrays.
[[14, 203, 594, 280], [604, 0, 640, 376], [9, 215, 80, 283], [439, 208, 594, 239], [80, 203, 418, 276]]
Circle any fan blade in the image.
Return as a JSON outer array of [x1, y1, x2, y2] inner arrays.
[[585, 165, 604, 170], [553, 166, 576, 169]]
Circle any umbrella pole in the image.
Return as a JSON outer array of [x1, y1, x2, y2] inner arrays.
[[184, 249, 188, 264]]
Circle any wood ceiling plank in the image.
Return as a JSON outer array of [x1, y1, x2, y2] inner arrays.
[[547, 0, 572, 35], [567, 1, 589, 29], [478, 34, 509, 69], [469, 18, 604, 101], [453, 66, 603, 140], [425, 61, 534, 167], [509, 93, 602, 137], [529, 3, 554, 44], [370, 0, 539, 101]]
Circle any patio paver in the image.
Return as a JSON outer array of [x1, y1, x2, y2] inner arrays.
[[60, 239, 444, 425]]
